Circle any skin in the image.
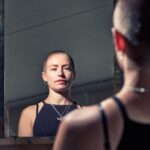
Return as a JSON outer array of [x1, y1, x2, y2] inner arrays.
[[53, 23, 150, 150], [18, 53, 75, 137], [41, 53, 75, 104]]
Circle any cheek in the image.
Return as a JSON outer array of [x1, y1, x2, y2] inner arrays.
[[68, 73, 74, 81], [45, 72, 55, 81]]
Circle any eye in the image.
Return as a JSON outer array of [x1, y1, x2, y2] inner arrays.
[[51, 68, 57, 71], [64, 67, 71, 70]]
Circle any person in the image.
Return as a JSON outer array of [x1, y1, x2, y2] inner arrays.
[[53, 0, 150, 149], [18, 50, 80, 137]]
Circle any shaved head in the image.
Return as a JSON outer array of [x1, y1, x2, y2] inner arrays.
[[113, 0, 150, 46]]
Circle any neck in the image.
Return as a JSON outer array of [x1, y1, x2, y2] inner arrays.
[[45, 89, 72, 105], [124, 68, 150, 89], [123, 87, 150, 94], [118, 69, 150, 101]]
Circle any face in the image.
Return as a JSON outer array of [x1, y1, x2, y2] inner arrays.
[[42, 53, 75, 92]]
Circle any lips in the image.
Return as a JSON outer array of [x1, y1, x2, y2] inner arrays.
[[55, 79, 67, 84]]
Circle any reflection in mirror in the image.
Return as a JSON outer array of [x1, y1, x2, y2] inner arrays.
[[5, 0, 114, 137]]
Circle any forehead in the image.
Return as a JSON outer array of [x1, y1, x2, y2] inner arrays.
[[46, 53, 70, 65]]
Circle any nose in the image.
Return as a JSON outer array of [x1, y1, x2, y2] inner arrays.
[[57, 67, 64, 76]]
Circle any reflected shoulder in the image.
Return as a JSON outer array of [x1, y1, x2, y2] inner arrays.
[[22, 104, 36, 114]]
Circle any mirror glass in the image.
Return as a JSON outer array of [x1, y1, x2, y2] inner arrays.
[[5, 0, 114, 137]]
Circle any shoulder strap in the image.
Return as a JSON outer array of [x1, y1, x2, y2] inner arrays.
[[70, 101, 82, 109], [36, 103, 39, 116], [112, 96, 128, 120], [99, 96, 128, 150], [43, 100, 46, 105], [99, 104, 111, 150], [36, 101, 45, 115]]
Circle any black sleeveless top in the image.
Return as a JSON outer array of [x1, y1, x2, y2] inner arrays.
[[100, 96, 150, 150], [33, 101, 78, 137]]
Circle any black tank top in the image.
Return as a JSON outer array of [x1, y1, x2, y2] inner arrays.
[[33, 101, 78, 137], [100, 96, 150, 150]]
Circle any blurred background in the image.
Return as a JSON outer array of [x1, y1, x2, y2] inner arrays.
[[4, 0, 114, 136]]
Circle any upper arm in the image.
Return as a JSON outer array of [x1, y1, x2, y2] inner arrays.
[[18, 106, 36, 137]]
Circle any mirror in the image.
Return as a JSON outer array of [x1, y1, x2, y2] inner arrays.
[[5, 0, 114, 137]]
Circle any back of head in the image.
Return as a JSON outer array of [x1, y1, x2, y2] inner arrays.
[[114, 0, 150, 46], [113, 0, 150, 65]]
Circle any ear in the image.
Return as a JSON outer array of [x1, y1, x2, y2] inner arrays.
[[42, 71, 47, 82], [112, 28, 126, 52]]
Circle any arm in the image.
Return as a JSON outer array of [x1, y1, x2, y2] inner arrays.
[[18, 105, 36, 137]]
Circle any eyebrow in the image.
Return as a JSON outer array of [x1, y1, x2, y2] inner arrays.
[[50, 64, 70, 67]]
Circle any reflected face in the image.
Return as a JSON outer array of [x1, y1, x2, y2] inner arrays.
[[42, 53, 75, 92]]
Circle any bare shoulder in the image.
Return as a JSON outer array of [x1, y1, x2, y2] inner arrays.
[[63, 97, 123, 128], [19, 104, 38, 124], [21, 105, 36, 117], [63, 105, 100, 128], [21, 101, 43, 116], [101, 97, 124, 149], [54, 98, 124, 150], [55, 105, 103, 150], [18, 104, 38, 137], [101, 97, 124, 120]]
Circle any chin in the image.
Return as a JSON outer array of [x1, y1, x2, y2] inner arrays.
[[55, 87, 69, 92]]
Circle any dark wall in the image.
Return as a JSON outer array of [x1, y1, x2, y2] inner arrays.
[[0, 0, 4, 137]]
